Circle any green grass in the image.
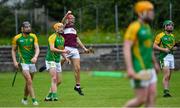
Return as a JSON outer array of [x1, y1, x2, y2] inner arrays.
[[0, 71, 180, 107]]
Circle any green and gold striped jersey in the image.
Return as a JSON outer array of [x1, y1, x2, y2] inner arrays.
[[124, 21, 153, 73], [154, 32, 175, 60], [46, 33, 65, 63], [12, 33, 38, 64]]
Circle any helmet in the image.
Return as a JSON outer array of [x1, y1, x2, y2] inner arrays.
[[163, 20, 174, 27], [53, 23, 64, 31], [134, 1, 154, 14]]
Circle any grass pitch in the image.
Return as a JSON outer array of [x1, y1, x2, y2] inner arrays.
[[0, 71, 180, 107]]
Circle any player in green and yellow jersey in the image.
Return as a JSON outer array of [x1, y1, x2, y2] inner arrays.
[[44, 23, 70, 101], [154, 20, 177, 97], [12, 21, 40, 105], [123, 1, 159, 107]]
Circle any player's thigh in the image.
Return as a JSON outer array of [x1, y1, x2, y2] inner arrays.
[[22, 70, 32, 81], [56, 72, 62, 83], [71, 58, 80, 68], [148, 83, 157, 96], [49, 68, 57, 78], [135, 87, 148, 100]]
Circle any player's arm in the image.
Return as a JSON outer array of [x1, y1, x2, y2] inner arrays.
[[61, 11, 72, 24], [11, 38, 19, 68], [123, 22, 139, 78], [61, 53, 71, 64], [123, 40, 136, 78], [31, 35, 40, 64], [152, 51, 160, 73], [77, 37, 89, 53], [153, 34, 170, 53], [49, 43, 68, 53]]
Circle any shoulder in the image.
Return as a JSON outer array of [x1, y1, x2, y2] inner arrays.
[[156, 32, 165, 38], [48, 33, 57, 41], [128, 21, 141, 30], [29, 33, 37, 38], [13, 33, 22, 40]]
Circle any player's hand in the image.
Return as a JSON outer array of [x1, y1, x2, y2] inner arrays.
[[84, 48, 90, 53], [13, 61, 19, 69], [62, 49, 70, 54], [67, 10, 72, 14], [164, 48, 170, 53], [31, 57, 37, 64], [127, 68, 136, 79]]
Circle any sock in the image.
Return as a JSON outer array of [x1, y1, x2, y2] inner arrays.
[[164, 89, 169, 94], [23, 97, 27, 100], [52, 93, 57, 98], [76, 84, 80, 88], [47, 92, 52, 98], [32, 98, 37, 102]]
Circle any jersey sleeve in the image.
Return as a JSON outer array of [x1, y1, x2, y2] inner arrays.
[[154, 32, 164, 45], [30, 33, 38, 44], [124, 21, 140, 42], [12, 34, 21, 46], [12, 37, 17, 46], [48, 34, 56, 45]]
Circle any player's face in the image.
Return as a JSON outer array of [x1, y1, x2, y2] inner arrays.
[[67, 15, 75, 26], [56, 26, 64, 34], [23, 24, 31, 34], [165, 24, 174, 32], [146, 10, 154, 21]]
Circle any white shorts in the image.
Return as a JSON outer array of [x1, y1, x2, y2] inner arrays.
[[160, 54, 175, 69], [20, 63, 37, 73], [45, 61, 62, 73], [65, 46, 80, 59], [131, 68, 157, 88]]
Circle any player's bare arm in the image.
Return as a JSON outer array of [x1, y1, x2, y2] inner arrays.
[[49, 43, 70, 54], [123, 40, 136, 78], [11, 45, 19, 69], [153, 43, 170, 53], [62, 53, 71, 64], [152, 51, 160, 73], [77, 37, 89, 53], [61, 11, 72, 24], [31, 43, 39, 64]]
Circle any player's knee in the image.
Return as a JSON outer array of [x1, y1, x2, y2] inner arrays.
[[74, 66, 80, 72], [26, 78, 32, 85], [137, 96, 147, 104], [51, 76, 57, 84], [140, 97, 147, 104]]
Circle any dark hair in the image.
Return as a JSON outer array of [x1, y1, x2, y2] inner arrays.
[[21, 21, 31, 27]]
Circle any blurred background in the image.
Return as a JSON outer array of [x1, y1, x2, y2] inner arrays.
[[0, 0, 180, 71], [0, 0, 180, 45]]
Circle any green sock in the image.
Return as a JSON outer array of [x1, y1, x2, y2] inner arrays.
[[23, 97, 27, 100], [32, 98, 37, 103], [47, 92, 53, 98], [52, 93, 57, 98], [164, 89, 169, 94]]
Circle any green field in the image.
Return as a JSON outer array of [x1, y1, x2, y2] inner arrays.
[[0, 71, 180, 107]]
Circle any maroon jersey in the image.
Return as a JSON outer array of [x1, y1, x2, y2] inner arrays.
[[62, 26, 78, 47]]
